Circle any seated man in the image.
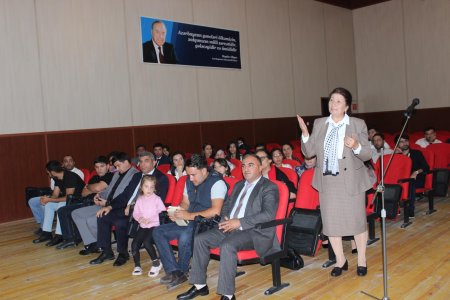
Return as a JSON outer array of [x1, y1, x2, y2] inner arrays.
[[154, 142, 171, 166], [92, 151, 169, 267], [28, 155, 84, 235], [256, 149, 297, 200], [395, 134, 430, 217], [71, 152, 138, 256], [153, 154, 227, 290], [177, 154, 279, 300], [56, 156, 113, 249], [368, 127, 391, 150], [371, 132, 394, 163], [32, 160, 85, 246], [131, 144, 147, 166], [415, 127, 442, 148]]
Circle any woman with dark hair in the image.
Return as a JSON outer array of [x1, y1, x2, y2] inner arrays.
[[226, 141, 241, 161], [201, 143, 214, 160], [213, 158, 232, 177], [282, 143, 301, 163], [271, 148, 292, 169], [297, 87, 374, 277], [168, 152, 186, 180]]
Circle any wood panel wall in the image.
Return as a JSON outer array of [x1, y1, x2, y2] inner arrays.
[[1, 106, 448, 223]]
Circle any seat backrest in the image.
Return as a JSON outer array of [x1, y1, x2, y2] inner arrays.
[[278, 166, 299, 189], [171, 175, 187, 206], [163, 174, 177, 205], [291, 150, 304, 164], [270, 180, 290, 244], [157, 164, 170, 174], [229, 158, 242, 169], [419, 148, 435, 190], [223, 176, 240, 197], [230, 166, 243, 180], [282, 158, 301, 168], [81, 168, 91, 184], [295, 168, 319, 210], [207, 158, 215, 166], [376, 154, 412, 200], [427, 143, 450, 169], [266, 143, 281, 153]]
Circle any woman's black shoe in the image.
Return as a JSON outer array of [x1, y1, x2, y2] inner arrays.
[[331, 260, 348, 277], [357, 265, 367, 276]]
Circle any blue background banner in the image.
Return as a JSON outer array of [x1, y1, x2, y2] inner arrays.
[[141, 17, 241, 69]]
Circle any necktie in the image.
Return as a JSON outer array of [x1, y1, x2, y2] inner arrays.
[[323, 123, 344, 175], [158, 46, 165, 63], [232, 183, 253, 219]]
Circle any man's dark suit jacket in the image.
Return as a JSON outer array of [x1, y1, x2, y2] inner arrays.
[[221, 176, 280, 257], [109, 168, 169, 215], [142, 41, 177, 64]]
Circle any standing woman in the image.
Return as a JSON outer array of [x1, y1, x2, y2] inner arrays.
[[297, 87, 374, 277]]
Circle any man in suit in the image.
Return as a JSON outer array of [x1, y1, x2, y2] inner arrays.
[[176, 154, 279, 300], [91, 151, 169, 267], [142, 20, 177, 64]]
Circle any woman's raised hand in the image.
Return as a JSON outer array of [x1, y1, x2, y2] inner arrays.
[[297, 115, 310, 137]]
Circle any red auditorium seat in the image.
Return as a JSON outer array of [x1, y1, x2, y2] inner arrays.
[[229, 159, 243, 180], [265, 143, 281, 152], [278, 166, 299, 189], [282, 158, 301, 168], [223, 176, 240, 197], [157, 164, 170, 174], [81, 168, 91, 185], [170, 175, 187, 207], [427, 143, 450, 169], [163, 174, 177, 206]]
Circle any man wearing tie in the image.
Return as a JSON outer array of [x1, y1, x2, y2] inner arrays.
[[91, 152, 168, 266], [142, 20, 177, 64], [177, 154, 279, 300]]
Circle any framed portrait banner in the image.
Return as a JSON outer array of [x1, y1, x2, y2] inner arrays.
[[141, 17, 241, 69]]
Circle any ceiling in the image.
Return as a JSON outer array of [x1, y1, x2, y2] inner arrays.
[[315, 0, 391, 10]]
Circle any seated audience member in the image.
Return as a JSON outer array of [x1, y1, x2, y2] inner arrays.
[[92, 152, 169, 267], [395, 134, 430, 217], [213, 158, 232, 177], [56, 156, 113, 249], [177, 154, 279, 300], [62, 155, 85, 181], [415, 127, 442, 148], [131, 175, 166, 277], [153, 154, 227, 290], [255, 149, 297, 200], [282, 143, 301, 163], [131, 144, 147, 166], [107, 151, 121, 173], [215, 149, 235, 171], [254, 143, 266, 152], [271, 148, 292, 169], [33, 161, 85, 246], [294, 155, 317, 178], [201, 143, 214, 160], [71, 152, 139, 256], [28, 155, 84, 235], [163, 144, 171, 158], [168, 152, 187, 180], [236, 137, 250, 155], [371, 132, 394, 163], [154, 143, 171, 166], [226, 141, 242, 161], [368, 127, 391, 150]]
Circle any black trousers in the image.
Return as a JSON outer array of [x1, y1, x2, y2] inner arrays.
[[97, 211, 129, 254], [131, 227, 158, 266], [58, 203, 89, 241]]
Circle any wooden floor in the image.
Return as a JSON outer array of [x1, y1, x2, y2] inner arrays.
[[0, 197, 449, 300]]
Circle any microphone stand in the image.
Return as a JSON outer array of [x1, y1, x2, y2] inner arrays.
[[361, 110, 414, 300]]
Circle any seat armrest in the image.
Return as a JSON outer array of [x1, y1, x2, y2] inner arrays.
[[255, 218, 292, 230]]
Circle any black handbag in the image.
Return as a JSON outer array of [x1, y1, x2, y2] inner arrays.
[[194, 215, 221, 235], [127, 203, 139, 238]]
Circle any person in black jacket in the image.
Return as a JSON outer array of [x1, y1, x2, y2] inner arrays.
[[395, 134, 430, 217]]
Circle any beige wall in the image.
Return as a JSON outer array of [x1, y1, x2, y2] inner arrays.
[[353, 0, 450, 112], [0, 0, 357, 135]]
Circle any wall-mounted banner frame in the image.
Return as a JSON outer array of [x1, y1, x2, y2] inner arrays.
[[141, 17, 241, 69]]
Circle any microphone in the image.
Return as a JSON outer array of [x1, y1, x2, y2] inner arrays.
[[404, 98, 420, 117]]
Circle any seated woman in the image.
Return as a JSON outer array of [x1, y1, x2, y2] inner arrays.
[[168, 152, 186, 180], [214, 149, 235, 171], [282, 143, 302, 163], [201, 143, 214, 160], [226, 141, 242, 161], [213, 158, 232, 177], [271, 148, 293, 169]]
